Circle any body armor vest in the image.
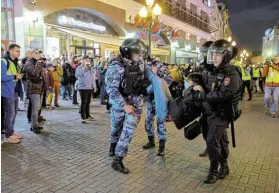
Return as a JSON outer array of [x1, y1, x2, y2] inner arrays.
[[205, 65, 241, 118], [119, 63, 144, 97]]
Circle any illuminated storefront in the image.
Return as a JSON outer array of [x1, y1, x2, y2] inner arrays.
[[44, 8, 124, 59]]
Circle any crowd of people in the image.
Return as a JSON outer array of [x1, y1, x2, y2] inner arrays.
[[1, 44, 116, 140]]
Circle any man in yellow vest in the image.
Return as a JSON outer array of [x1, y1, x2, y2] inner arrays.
[[1, 44, 24, 143], [252, 64, 263, 93], [240, 62, 252, 101], [262, 56, 279, 117]]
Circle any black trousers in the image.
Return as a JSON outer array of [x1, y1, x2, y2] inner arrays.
[[79, 89, 92, 119], [241, 80, 252, 100], [259, 79, 264, 92], [206, 115, 230, 164], [42, 90, 47, 107], [200, 114, 208, 141]]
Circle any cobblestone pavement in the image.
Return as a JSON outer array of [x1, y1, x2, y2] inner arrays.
[[1, 95, 279, 193]]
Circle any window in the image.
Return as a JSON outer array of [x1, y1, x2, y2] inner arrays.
[[7, 9, 14, 41], [1, 7, 7, 40], [1, 0, 6, 7], [1, 0, 15, 42], [7, 0, 13, 8]]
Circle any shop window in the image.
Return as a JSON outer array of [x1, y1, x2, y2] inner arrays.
[[7, 0, 13, 8], [7, 9, 14, 41], [1, 8, 7, 40], [2, 0, 6, 7], [95, 48, 100, 56]]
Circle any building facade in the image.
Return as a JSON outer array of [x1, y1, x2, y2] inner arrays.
[[16, 0, 226, 63], [262, 25, 279, 59], [1, 0, 16, 50], [218, 3, 232, 40]]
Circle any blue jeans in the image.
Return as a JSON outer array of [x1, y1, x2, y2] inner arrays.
[[2, 92, 19, 138], [264, 87, 279, 113], [100, 84, 106, 102], [62, 84, 71, 99]]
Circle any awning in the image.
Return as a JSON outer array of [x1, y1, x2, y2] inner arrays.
[[48, 24, 123, 46]]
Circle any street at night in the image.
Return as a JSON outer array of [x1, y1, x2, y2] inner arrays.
[[1, 0, 279, 192]]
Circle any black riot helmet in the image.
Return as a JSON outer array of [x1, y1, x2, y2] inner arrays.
[[120, 38, 143, 60], [207, 39, 237, 65], [197, 41, 214, 65]]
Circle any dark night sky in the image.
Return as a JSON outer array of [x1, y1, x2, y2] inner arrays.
[[217, 0, 279, 53]]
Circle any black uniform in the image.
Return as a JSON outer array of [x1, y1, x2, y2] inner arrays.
[[196, 39, 241, 184], [202, 63, 241, 183]]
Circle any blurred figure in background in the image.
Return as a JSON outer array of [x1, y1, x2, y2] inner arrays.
[[252, 63, 263, 93], [98, 59, 107, 105], [52, 58, 63, 107], [241, 62, 252, 101], [45, 63, 55, 110], [262, 56, 279, 117], [70, 55, 81, 105]]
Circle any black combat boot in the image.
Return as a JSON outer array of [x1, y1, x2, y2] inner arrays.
[[142, 136, 155, 149], [218, 159, 229, 179], [156, 140, 165, 156], [204, 162, 219, 184], [108, 143, 117, 157], [111, 157, 129, 174], [199, 149, 208, 157]]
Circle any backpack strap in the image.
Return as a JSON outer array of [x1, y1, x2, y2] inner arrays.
[[1, 58, 10, 70]]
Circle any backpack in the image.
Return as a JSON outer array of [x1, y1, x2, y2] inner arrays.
[[1, 58, 11, 71]]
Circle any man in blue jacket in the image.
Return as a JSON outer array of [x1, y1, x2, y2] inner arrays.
[[1, 44, 24, 144]]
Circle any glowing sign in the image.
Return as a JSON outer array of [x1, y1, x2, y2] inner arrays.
[[57, 16, 106, 32]]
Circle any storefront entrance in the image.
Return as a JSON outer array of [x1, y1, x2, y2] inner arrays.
[[70, 45, 101, 57]]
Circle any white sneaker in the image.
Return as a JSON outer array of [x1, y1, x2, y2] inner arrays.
[[82, 119, 89, 124], [270, 112, 276, 118]]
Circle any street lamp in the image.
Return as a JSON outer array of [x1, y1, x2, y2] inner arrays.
[[228, 36, 232, 42], [231, 41, 236, 46], [139, 0, 162, 55]]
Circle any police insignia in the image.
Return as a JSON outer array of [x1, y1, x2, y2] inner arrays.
[[224, 78, 231, 86]]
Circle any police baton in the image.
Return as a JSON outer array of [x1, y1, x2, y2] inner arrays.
[[231, 105, 236, 148], [230, 120, 236, 148]]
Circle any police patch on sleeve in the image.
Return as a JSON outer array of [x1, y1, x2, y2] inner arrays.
[[223, 77, 231, 86]]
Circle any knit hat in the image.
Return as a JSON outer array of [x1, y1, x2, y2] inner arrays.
[[46, 63, 53, 68]]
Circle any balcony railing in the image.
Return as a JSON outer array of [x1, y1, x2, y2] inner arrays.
[[133, 0, 217, 33], [162, 0, 217, 33]]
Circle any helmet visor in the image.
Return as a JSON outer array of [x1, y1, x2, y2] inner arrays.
[[197, 51, 206, 65], [207, 49, 225, 65]]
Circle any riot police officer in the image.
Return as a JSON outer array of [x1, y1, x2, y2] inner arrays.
[[196, 41, 214, 157], [106, 38, 162, 174], [194, 39, 241, 184], [142, 57, 173, 156]]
